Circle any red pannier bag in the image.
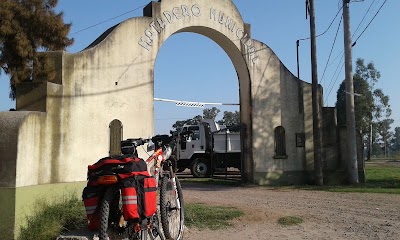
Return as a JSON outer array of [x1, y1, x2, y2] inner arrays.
[[82, 185, 103, 230], [87, 155, 148, 183], [121, 175, 157, 220]]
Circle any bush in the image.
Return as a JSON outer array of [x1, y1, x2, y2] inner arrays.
[[18, 193, 86, 240]]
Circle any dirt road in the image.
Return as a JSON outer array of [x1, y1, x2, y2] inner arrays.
[[182, 182, 400, 240]]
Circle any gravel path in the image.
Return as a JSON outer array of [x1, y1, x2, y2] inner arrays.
[[181, 182, 400, 240]]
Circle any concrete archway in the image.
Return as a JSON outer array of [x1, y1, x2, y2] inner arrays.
[[0, 1, 322, 237]]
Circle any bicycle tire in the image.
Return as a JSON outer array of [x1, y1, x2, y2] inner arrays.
[[99, 185, 119, 240], [160, 175, 184, 240]]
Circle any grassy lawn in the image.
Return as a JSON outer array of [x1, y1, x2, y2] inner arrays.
[[301, 160, 400, 194]]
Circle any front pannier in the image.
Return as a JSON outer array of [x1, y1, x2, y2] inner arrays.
[[121, 176, 157, 220]]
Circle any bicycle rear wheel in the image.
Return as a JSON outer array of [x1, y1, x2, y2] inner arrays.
[[159, 175, 184, 240], [99, 185, 120, 240]]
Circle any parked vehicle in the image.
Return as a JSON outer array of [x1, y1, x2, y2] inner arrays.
[[175, 119, 242, 177], [82, 136, 184, 240]]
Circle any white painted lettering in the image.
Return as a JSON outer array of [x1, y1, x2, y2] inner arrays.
[[225, 17, 236, 32], [172, 7, 182, 19], [139, 37, 151, 51], [181, 5, 191, 17], [236, 28, 244, 39], [192, 4, 201, 17], [218, 12, 225, 24], [163, 11, 173, 23], [150, 22, 161, 33], [145, 29, 155, 42], [210, 8, 217, 21], [245, 38, 252, 48], [156, 17, 166, 30], [252, 55, 260, 64]]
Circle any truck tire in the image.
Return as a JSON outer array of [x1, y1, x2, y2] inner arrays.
[[190, 158, 211, 178]]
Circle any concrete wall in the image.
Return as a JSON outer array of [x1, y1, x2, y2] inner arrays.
[[249, 41, 313, 185], [0, 0, 320, 238]]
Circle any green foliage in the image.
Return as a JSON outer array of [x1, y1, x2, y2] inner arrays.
[[336, 58, 391, 133], [277, 216, 303, 226], [391, 127, 400, 151], [336, 58, 392, 159], [18, 193, 86, 240], [185, 203, 244, 230], [217, 110, 240, 126], [0, 0, 73, 99], [203, 107, 220, 120], [172, 107, 240, 131], [172, 115, 202, 131]]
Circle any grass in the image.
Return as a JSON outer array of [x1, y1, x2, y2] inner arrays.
[[185, 203, 244, 230], [297, 163, 400, 194], [18, 192, 86, 240], [18, 194, 244, 238], [277, 216, 303, 226], [18, 163, 399, 237]]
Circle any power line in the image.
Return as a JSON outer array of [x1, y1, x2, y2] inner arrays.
[[324, 54, 345, 104], [352, 0, 377, 38], [71, 5, 146, 35], [352, 0, 388, 47], [320, 16, 343, 86], [298, 6, 343, 41]]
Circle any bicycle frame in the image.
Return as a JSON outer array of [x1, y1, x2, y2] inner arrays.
[[144, 146, 181, 211]]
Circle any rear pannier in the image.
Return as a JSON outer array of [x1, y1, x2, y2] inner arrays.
[[87, 155, 148, 183], [82, 185, 104, 230], [121, 176, 157, 220]]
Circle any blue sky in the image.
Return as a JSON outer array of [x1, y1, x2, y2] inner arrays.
[[0, 0, 398, 135]]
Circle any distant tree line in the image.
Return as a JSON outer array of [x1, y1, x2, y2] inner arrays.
[[172, 107, 240, 131]]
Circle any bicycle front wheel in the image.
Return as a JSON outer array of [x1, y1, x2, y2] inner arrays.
[[159, 175, 184, 240]]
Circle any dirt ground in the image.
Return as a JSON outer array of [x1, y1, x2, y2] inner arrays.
[[181, 181, 400, 240]]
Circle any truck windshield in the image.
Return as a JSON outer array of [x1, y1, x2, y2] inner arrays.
[[188, 126, 200, 140]]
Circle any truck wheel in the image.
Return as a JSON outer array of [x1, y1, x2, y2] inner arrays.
[[190, 158, 211, 178]]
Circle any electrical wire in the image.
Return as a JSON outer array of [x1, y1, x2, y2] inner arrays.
[[298, 6, 344, 41], [320, 16, 343, 86], [71, 5, 147, 35], [352, 0, 388, 47], [324, 54, 345, 104], [352, 0, 377, 38]]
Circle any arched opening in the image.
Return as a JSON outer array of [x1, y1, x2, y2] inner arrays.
[[154, 32, 239, 134], [153, 30, 250, 179]]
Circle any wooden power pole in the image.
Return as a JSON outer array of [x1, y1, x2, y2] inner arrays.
[[308, 0, 324, 186], [343, 0, 359, 184]]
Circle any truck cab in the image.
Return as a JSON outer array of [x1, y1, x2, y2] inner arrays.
[[175, 120, 241, 177]]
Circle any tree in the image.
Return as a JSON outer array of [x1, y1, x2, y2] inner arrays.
[[336, 58, 392, 160], [0, 0, 73, 99], [217, 111, 240, 126], [172, 115, 202, 131], [376, 118, 394, 158], [203, 107, 220, 120], [391, 127, 400, 152], [171, 108, 241, 131]]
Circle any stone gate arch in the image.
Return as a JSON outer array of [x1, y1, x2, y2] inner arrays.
[[0, 0, 326, 238]]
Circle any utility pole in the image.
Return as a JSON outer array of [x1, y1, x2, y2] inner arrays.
[[308, 0, 324, 186], [343, 0, 359, 184]]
